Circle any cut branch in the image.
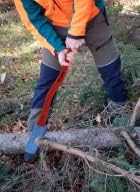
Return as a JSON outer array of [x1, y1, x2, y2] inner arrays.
[[37, 139, 140, 185], [121, 130, 140, 157], [130, 97, 140, 127]]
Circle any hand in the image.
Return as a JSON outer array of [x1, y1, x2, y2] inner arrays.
[[65, 37, 85, 50], [58, 49, 77, 69]]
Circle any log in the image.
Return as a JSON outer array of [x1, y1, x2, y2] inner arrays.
[[0, 127, 140, 155]]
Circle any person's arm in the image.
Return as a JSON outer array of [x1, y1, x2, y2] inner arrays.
[[66, 0, 97, 50], [14, 0, 66, 54], [68, 0, 93, 38]]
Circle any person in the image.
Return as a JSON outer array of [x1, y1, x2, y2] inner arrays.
[[14, 0, 127, 163]]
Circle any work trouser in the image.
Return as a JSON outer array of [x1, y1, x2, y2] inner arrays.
[[27, 8, 127, 131]]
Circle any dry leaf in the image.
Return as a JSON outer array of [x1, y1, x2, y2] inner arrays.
[[0, 72, 7, 84], [96, 113, 101, 123], [1, 155, 11, 162], [12, 126, 21, 133]]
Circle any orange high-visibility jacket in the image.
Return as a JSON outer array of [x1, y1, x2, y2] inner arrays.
[[14, 0, 104, 54]]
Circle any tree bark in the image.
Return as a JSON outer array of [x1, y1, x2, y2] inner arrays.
[[0, 127, 140, 155]]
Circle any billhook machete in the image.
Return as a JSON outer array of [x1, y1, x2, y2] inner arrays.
[[37, 50, 71, 127]]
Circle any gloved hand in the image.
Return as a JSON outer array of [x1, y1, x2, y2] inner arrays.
[[65, 37, 85, 50], [58, 48, 77, 69]]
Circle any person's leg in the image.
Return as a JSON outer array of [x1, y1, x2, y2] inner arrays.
[[27, 50, 61, 132], [24, 50, 61, 163], [25, 26, 68, 163], [85, 8, 127, 104]]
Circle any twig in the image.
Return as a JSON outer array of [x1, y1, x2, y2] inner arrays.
[[130, 97, 140, 127], [37, 139, 140, 186], [83, 156, 123, 177], [120, 130, 140, 158]]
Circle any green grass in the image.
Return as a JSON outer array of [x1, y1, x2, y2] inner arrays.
[[0, 21, 40, 99], [0, 6, 140, 116], [0, 6, 140, 128]]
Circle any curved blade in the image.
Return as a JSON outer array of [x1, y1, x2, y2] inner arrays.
[[37, 65, 68, 127]]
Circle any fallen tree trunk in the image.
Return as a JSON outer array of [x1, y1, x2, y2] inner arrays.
[[0, 127, 140, 154]]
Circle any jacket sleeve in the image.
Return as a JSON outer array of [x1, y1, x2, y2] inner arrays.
[[14, 0, 66, 54], [68, 0, 93, 38]]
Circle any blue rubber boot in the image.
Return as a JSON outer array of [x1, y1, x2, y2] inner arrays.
[[24, 124, 47, 163]]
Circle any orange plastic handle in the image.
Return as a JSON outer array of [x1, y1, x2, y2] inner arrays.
[[37, 49, 71, 127]]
